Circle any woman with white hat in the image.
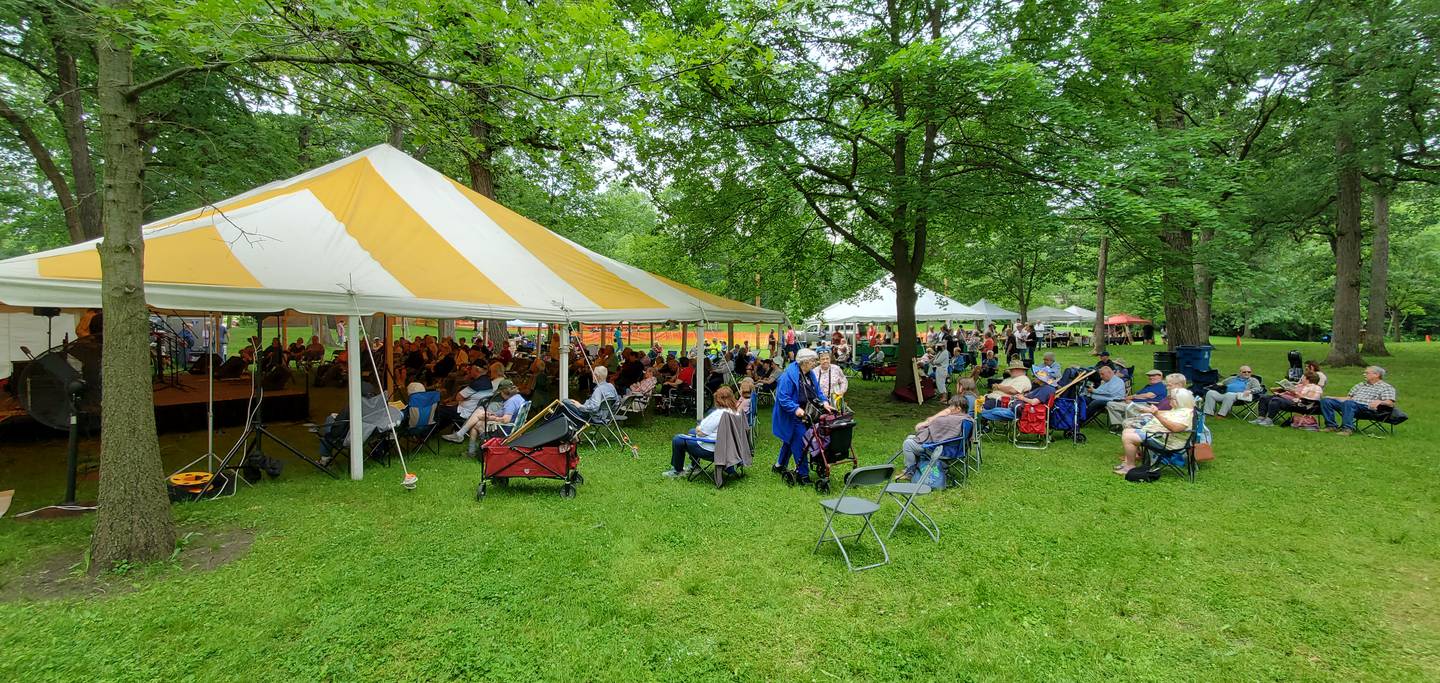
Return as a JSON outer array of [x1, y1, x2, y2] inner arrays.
[[771, 347, 833, 484]]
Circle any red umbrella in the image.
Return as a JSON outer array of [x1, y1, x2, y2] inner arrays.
[[1104, 313, 1151, 326]]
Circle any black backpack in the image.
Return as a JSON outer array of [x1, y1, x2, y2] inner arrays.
[[1125, 465, 1163, 483]]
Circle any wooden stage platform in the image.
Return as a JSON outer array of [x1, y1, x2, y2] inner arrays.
[[1, 372, 310, 434]]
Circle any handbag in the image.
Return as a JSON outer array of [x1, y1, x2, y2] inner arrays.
[[1194, 442, 1214, 462]]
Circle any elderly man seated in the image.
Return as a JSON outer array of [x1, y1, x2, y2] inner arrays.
[[984, 359, 1032, 401], [1203, 365, 1262, 418], [1031, 352, 1061, 380], [1105, 368, 1168, 430], [1085, 364, 1127, 422], [559, 366, 620, 425], [1320, 365, 1397, 436]]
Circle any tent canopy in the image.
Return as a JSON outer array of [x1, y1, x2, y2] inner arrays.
[[1025, 305, 1083, 323], [0, 145, 779, 325], [1063, 304, 1097, 320], [1104, 313, 1151, 325], [816, 277, 980, 324], [967, 299, 1018, 321]]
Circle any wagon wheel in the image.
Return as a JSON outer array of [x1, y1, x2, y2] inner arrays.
[[475, 481, 487, 501], [1074, 432, 1088, 444], [494, 477, 509, 487], [568, 470, 585, 486], [560, 483, 577, 499]]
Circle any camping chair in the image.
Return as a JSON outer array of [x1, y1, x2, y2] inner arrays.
[[1354, 405, 1408, 438], [1140, 412, 1204, 483], [401, 390, 442, 455], [977, 396, 1017, 442], [1220, 375, 1266, 421], [493, 400, 533, 439], [619, 386, 655, 426], [813, 463, 896, 572], [1012, 400, 1052, 450], [682, 411, 751, 488], [745, 396, 759, 451], [1270, 397, 1320, 428], [581, 397, 627, 450], [882, 420, 979, 543]]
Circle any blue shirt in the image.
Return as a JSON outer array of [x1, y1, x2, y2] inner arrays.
[[1225, 377, 1249, 393], [1024, 382, 1056, 405], [500, 393, 526, 421], [1032, 362, 1061, 378], [1134, 382, 1167, 404], [1091, 375, 1126, 401]]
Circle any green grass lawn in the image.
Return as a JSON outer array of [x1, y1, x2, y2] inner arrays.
[[0, 339, 1436, 681]]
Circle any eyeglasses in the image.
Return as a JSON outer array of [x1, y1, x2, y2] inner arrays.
[[1240, 371, 1252, 374]]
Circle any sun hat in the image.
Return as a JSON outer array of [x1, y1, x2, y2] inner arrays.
[[796, 348, 818, 363], [1007, 359, 1027, 371]]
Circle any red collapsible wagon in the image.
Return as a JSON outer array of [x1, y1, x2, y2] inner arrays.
[[476, 408, 584, 501]]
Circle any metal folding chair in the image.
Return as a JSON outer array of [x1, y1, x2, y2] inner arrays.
[[813, 464, 896, 572], [493, 401, 532, 439]]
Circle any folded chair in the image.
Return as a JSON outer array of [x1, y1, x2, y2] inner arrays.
[[813, 464, 895, 572], [493, 401, 532, 439]]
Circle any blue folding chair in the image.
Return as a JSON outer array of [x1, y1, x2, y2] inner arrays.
[[402, 390, 442, 455], [493, 401, 532, 439]]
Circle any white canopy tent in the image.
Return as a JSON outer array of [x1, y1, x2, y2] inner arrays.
[[817, 277, 981, 324], [0, 144, 779, 478], [1025, 305, 1085, 323], [1064, 305, 1098, 321], [968, 299, 1019, 323]]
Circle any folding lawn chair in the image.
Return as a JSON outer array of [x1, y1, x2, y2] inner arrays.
[[683, 411, 751, 488], [1354, 405, 1407, 438], [1226, 374, 1266, 421], [493, 400, 532, 439], [813, 463, 895, 572], [580, 397, 625, 449], [882, 419, 979, 543], [1140, 412, 1205, 483], [1012, 401, 1051, 450], [401, 390, 442, 455], [618, 388, 654, 427]]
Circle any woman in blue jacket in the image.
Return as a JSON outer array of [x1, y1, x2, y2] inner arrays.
[[772, 348, 832, 483]]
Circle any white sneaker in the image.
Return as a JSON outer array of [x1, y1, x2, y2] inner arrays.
[[662, 469, 685, 478], [441, 432, 466, 443]]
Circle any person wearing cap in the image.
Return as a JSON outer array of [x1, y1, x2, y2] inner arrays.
[[443, 378, 524, 448], [1105, 368, 1169, 429], [984, 359, 1032, 401], [772, 347, 832, 483]]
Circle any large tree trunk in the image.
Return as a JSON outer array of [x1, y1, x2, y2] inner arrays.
[[1362, 184, 1390, 356], [1326, 128, 1365, 367], [1194, 228, 1215, 338], [1093, 235, 1108, 354], [89, 5, 176, 571], [892, 263, 918, 395], [1159, 224, 1206, 349], [48, 18, 103, 241]]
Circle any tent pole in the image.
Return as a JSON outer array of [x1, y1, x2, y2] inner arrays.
[[696, 322, 705, 421], [559, 324, 570, 402], [383, 314, 394, 392], [649, 323, 654, 348], [727, 322, 734, 349], [680, 323, 688, 356], [347, 314, 363, 481], [206, 312, 216, 469]]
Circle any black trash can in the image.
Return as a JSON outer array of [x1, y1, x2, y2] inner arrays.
[[1153, 351, 1177, 375]]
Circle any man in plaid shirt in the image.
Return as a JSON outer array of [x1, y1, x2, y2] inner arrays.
[[1320, 365, 1397, 435]]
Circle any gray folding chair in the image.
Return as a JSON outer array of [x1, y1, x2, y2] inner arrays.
[[813, 464, 895, 572]]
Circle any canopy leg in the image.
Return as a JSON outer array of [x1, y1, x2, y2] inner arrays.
[[347, 314, 363, 481]]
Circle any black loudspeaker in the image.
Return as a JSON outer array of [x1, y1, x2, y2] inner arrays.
[[32, 307, 61, 318]]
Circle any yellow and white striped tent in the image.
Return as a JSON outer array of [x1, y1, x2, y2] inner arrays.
[[0, 144, 780, 325]]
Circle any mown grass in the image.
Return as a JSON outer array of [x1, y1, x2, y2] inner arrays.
[[0, 339, 1436, 681]]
